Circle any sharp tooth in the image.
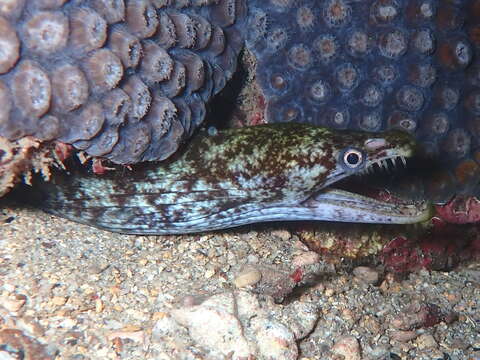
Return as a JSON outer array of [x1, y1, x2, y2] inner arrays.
[[401, 156, 407, 167]]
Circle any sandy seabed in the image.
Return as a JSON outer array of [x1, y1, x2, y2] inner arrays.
[[0, 202, 479, 360]]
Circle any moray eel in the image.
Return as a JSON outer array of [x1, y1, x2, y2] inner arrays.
[[36, 123, 432, 235], [0, 0, 476, 230]]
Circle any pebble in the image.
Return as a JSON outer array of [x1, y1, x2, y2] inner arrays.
[[292, 251, 321, 267], [390, 329, 418, 342], [95, 298, 104, 313], [324, 287, 336, 297], [233, 266, 262, 288], [107, 330, 145, 344], [271, 229, 292, 241], [1, 294, 26, 312], [204, 267, 216, 279], [255, 320, 298, 359], [331, 335, 361, 360], [415, 333, 438, 350], [154, 291, 298, 358], [353, 266, 380, 285], [51, 296, 68, 306]]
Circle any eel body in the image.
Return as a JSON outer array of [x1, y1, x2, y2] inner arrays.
[[37, 123, 432, 234]]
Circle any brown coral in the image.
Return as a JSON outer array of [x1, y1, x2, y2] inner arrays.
[[0, 0, 246, 172]]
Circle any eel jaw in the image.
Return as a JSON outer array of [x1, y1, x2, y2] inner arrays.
[[301, 188, 433, 224]]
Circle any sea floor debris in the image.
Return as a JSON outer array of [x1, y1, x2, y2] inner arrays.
[[0, 204, 479, 359]]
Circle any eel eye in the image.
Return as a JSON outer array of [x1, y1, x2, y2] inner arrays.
[[342, 149, 364, 169]]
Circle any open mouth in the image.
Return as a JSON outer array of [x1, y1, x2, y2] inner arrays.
[[305, 155, 434, 224]]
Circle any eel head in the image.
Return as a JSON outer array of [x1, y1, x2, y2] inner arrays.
[[203, 123, 434, 227], [305, 127, 433, 224]]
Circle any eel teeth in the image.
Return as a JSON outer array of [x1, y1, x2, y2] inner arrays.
[[360, 156, 408, 176], [388, 158, 396, 169], [381, 159, 389, 171]]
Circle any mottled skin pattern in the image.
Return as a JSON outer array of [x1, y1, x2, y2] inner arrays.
[[38, 123, 431, 234]]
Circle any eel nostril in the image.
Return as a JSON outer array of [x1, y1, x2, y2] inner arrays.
[[364, 138, 388, 151]]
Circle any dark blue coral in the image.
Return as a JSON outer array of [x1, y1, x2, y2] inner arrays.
[[247, 0, 480, 202]]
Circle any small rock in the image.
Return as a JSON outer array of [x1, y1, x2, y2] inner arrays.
[[415, 333, 438, 350], [278, 302, 320, 340], [390, 330, 418, 342], [107, 330, 145, 344], [271, 229, 292, 241], [51, 296, 68, 306], [293, 239, 310, 251], [95, 298, 104, 313], [170, 292, 254, 358], [157, 291, 299, 359], [332, 335, 361, 360], [292, 251, 320, 267], [324, 287, 336, 297], [204, 267, 216, 279], [0, 329, 56, 360], [234, 266, 262, 288], [353, 266, 379, 285], [254, 319, 298, 360], [368, 345, 390, 358], [1, 294, 26, 312]]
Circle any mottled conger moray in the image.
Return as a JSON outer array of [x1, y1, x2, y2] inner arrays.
[[37, 123, 432, 234]]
